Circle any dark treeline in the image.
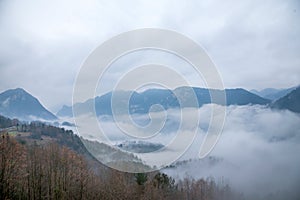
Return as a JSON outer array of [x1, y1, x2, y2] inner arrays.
[[0, 115, 93, 157], [0, 134, 243, 200]]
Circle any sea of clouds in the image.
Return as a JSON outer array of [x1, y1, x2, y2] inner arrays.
[[162, 105, 300, 199], [70, 104, 300, 199]]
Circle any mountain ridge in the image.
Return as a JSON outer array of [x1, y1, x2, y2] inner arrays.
[[58, 87, 271, 117], [0, 88, 57, 121], [251, 86, 297, 101], [271, 86, 300, 113]]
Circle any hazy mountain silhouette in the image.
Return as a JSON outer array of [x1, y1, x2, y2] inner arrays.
[[0, 88, 57, 121], [271, 86, 300, 113], [57, 87, 271, 117], [251, 87, 296, 101]]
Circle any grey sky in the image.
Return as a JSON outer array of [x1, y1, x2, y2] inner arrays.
[[0, 0, 299, 112]]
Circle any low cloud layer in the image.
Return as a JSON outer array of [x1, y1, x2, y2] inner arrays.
[[71, 105, 300, 199], [163, 105, 300, 199]]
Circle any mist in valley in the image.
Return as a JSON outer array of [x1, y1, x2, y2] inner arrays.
[[71, 104, 300, 199]]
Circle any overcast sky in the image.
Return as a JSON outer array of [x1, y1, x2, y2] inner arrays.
[[0, 0, 299, 112]]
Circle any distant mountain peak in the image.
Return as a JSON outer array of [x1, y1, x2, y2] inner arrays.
[[4, 87, 28, 96], [9, 87, 26, 92], [0, 88, 57, 121]]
